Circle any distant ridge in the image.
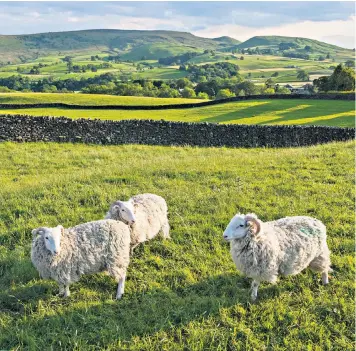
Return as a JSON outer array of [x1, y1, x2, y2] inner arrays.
[[0, 29, 353, 64]]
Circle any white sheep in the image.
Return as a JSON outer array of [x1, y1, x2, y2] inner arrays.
[[105, 193, 170, 254], [31, 219, 131, 299], [223, 213, 331, 301]]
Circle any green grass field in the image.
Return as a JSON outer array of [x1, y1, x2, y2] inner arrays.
[[0, 53, 337, 82], [0, 140, 354, 350], [1, 96, 354, 127], [0, 93, 204, 106]]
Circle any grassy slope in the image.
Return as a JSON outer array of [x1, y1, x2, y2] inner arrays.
[[237, 36, 354, 61], [1, 98, 354, 127], [0, 93, 204, 106], [0, 29, 234, 64], [0, 141, 354, 350]]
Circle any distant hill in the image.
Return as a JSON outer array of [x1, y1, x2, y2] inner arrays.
[[237, 36, 353, 60], [0, 29, 240, 63], [0, 30, 353, 65]]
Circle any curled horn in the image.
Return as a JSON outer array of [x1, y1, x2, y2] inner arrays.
[[245, 214, 261, 236], [31, 227, 45, 239]]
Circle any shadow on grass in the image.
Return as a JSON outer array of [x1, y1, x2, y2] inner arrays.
[[0, 258, 290, 350]]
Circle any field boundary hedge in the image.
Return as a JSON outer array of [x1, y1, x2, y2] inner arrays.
[[0, 93, 354, 110], [0, 114, 354, 148]]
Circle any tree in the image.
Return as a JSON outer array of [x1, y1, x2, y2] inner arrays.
[[216, 89, 235, 100], [275, 87, 291, 95], [235, 81, 259, 96], [318, 56, 325, 61], [313, 64, 355, 92], [265, 78, 275, 88], [176, 78, 193, 89], [313, 76, 330, 92], [345, 60, 355, 68], [263, 88, 275, 94], [297, 70, 309, 81], [197, 92, 209, 99], [304, 45, 312, 52], [240, 56, 244, 60], [181, 87, 196, 98], [271, 72, 279, 77], [326, 53, 330, 59], [328, 64, 355, 91], [63, 56, 72, 63], [66, 60, 73, 72]]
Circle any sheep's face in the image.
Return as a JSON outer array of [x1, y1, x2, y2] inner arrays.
[[110, 200, 136, 225], [223, 213, 261, 241], [32, 225, 63, 255]]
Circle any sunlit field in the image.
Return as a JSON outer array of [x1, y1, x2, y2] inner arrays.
[[0, 93, 204, 106], [1, 96, 354, 127]]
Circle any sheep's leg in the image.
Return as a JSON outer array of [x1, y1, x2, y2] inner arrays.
[[251, 280, 260, 301], [161, 219, 170, 239], [322, 271, 329, 285], [116, 274, 126, 300], [59, 284, 70, 298], [130, 243, 139, 255]]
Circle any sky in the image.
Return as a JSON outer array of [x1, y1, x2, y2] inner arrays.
[[0, 1, 355, 48]]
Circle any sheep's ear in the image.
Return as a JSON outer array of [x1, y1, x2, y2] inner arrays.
[[245, 214, 261, 236], [57, 225, 64, 235]]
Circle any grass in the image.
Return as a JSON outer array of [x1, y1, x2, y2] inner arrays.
[[0, 140, 354, 350], [0, 97, 354, 127], [0, 93, 205, 106]]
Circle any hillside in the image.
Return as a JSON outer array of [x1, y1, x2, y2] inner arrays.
[[237, 35, 354, 60], [0, 29, 239, 64]]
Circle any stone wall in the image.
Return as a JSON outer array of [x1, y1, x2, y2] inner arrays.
[[0, 114, 354, 148]]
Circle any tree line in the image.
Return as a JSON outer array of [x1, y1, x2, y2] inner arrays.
[[0, 63, 353, 98]]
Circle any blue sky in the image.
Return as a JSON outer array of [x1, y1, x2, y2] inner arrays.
[[0, 1, 354, 48]]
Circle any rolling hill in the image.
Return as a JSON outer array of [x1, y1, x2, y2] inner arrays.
[[236, 35, 354, 60], [1, 30, 353, 66], [0, 29, 240, 64]]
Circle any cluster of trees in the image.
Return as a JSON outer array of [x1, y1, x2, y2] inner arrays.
[[184, 62, 240, 82], [81, 78, 209, 99], [70, 62, 113, 73], [1, 61, 353, 98], [158, 52, 199, 65], [283, 52, 311, 60], [61, 55, 113, 73], [0, 71, 290, 99], [313, 64, 355, 92], [279, 42, 299, 51], [0, 73, 118, 92]]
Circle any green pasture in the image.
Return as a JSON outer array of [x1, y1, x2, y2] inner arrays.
[[0, 93, 204, 106], [1, 96, 354, 127], [0, 140, 354, 350]]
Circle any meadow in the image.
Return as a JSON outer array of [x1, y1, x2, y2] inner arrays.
[[0, 140, 354, 350], [0, 54, 334, 83], [0, 93, 204, 106], [0, 95, 354, 127]]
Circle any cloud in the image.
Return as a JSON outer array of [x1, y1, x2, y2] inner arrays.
[[193, 16, 356, 48]]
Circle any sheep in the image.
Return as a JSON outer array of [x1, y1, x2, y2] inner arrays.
[[105, 193, 170, 254], [223, 213, 331, 301], [31, 219, 131, 299]]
